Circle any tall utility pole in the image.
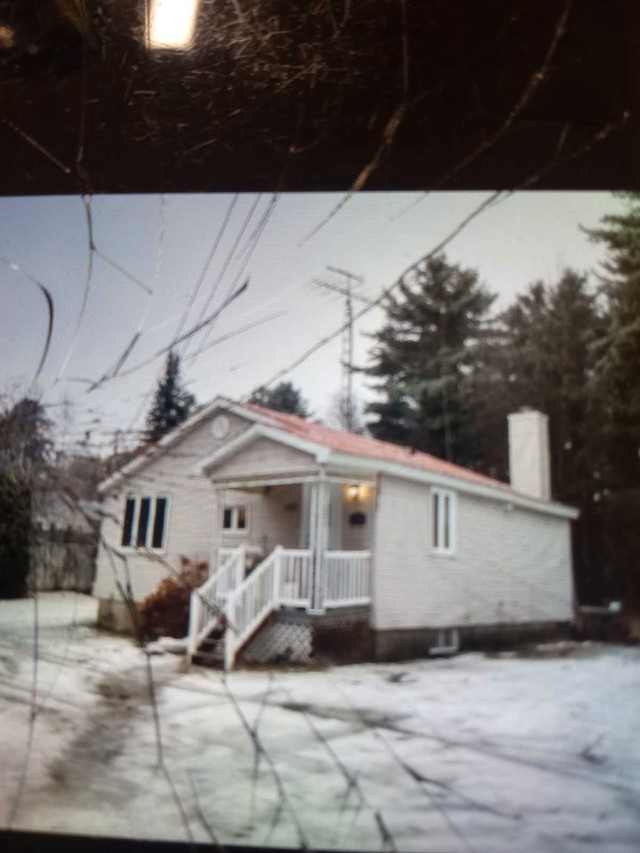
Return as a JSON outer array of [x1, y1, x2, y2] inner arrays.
[[311, 266, 373, 431]]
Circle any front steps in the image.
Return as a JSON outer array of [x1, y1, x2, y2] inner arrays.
[[191, 625, 225, 668]]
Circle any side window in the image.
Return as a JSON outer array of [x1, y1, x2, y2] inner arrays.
[[121, 497, 136, 547], [223, 505, 248, 532], [121, 496, 169, 549], [152, 498, 168, 548], [431, 489, 456, 555]]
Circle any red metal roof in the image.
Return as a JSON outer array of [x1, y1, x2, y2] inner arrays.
[[243, 402, 511, 492]]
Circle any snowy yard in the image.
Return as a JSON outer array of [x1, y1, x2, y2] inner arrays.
[[1, 593, 639, 852]]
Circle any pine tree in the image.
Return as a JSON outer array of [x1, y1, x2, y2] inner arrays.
[[478, 273, 604, 492], [145, 351, 196, 443], [366, 254, 495, 466], [472, 270, 608, 603], [583, 194, 640, 612], [249, 381, 310, 418]]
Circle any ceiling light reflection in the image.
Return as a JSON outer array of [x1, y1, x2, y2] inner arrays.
[[148, 0, 199, 50]]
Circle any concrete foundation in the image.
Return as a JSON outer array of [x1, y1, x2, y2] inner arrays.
[[98, 591, 572, 666], [372, 621, 572, 661]]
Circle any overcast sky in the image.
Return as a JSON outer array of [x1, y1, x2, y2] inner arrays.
[[0, 191, 624, 455]]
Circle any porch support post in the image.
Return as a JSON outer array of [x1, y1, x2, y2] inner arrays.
[[310, 474, 330, 611]]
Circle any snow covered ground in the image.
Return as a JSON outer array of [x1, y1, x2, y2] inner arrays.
[[1, 593, 639, 852]]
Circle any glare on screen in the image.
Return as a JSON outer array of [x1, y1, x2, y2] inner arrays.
[[148, 0, 199, 50]]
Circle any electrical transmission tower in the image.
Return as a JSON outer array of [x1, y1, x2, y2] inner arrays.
[[311, 266, 374, 432]]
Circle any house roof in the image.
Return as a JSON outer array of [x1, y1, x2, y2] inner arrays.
[[242, 402, 511, 493], [99, 395, 578, 519]]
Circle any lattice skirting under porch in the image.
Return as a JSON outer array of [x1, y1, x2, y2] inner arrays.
[[239, 606, 372, 666]]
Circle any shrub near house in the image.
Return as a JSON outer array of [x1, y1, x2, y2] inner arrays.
[[138, 557, 208, 640]]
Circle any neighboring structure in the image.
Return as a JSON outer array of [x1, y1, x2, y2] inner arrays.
[[30, 490, 99, 594], [93, 398, 578, 666]]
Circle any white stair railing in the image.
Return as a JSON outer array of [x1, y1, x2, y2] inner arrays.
[[188, 544, 245, 658], [323, 550, 371, 607], [224, 546, 283, 671], [217, 547, 239, 571]]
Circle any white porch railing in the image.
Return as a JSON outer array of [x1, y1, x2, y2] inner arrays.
[[187, 544, 245, 657], [278, 549, 313, 606], [323, 550, 372, 607], [189, 546, 371, 669]]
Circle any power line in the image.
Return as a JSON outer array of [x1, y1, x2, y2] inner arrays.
[[183, 310, 287, 365], [173, 194, 239, 345], [242, 191, 505, 404], [88, 278, 250, 389], [181, 195, 262, 359], [123, 194, 241, 440], [191, 194, 278, 361]]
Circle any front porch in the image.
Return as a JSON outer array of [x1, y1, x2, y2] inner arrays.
[[188, 471, 376, 669]]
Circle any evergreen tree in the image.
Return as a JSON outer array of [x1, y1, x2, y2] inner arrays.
[[145, 351, 196, 443], [366, 254, 495, 466], [583, 194, 640, 611], [472, 270, 608, 603], [476, 272, 604, 491], [249, 381, 310, 418], [0, 395, 52, 598], [0, 396, 53, 479]]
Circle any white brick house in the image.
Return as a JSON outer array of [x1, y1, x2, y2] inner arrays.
[[93, 399, 578, 666]]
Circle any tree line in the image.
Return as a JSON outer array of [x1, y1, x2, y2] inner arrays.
[[364, 194, 639, 612]]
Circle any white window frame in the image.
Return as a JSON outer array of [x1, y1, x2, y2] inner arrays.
[[121, 495, 169, 552], [222, 504, 250, 534], [431, 488, 456, 556]]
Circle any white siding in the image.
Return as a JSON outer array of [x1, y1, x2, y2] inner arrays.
[[210, 436, 317, 481], [93, 410, 254, 602], [340, 483, 375, 551], [372, 475, 573, 631]]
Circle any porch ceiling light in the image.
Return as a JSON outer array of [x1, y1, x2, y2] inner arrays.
[[347, 484, 360, 501], [148, 0, 199, 50]]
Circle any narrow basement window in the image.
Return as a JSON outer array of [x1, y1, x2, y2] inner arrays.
[[429, 627, 460, 656], [121, 496, 169, 550], [431, 488, 456, 555], [223, 505, 248, 531]]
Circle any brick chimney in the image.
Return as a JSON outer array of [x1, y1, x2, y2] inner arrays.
[[507, 409, 551, 501]]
